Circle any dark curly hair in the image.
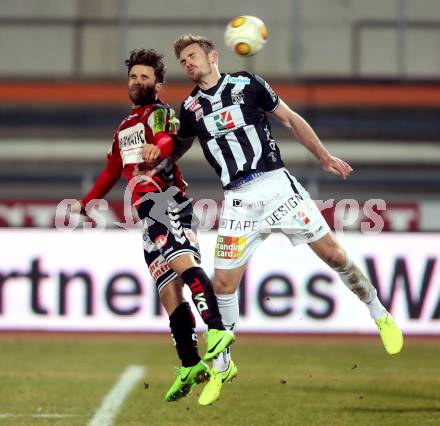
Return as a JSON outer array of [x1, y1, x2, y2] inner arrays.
[[124, 48, 166, 83]]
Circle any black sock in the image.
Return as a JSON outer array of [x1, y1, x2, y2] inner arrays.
[[169, 302, 200, 367], [181, 267, 225, 330]]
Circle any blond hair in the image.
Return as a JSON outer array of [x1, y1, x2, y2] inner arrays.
[[173, 34, 216, 59]]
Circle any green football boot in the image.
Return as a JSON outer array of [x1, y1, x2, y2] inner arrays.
[[198, 360, 238, 406], [375, 313, 403, 355], [165, 360, 210, 402], [203, 329, 235, 361]]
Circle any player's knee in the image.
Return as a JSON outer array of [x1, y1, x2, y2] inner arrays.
[[213, 274, 233, 294], [323, 247, 346, 269]]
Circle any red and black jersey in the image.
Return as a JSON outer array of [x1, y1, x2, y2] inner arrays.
[[82, 100, 186, 207]]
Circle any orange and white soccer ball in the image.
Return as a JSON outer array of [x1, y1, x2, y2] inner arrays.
[[224, 15, 268, 57]]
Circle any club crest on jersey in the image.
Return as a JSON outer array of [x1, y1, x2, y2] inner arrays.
[[154, 234, 168, 248], [214, 111, 235, 131], [231, 90, 244, 104]]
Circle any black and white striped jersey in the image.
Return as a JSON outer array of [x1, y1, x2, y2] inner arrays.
[[178, 71, 285, 188]]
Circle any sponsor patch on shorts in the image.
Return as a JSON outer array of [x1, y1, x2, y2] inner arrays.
[[149, 256, 171, 281], [292, 210, 310, 226], [215, 235, 246, 259]]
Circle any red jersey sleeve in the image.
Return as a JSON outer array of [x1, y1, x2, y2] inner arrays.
[[82, 136, 123, 206]]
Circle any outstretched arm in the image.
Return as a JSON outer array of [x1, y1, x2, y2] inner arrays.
[[271, 99, 353, 179]]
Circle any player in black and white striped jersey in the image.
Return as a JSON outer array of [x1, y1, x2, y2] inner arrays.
[[145, 34, 404, 406], [178, 70, 285, 188]]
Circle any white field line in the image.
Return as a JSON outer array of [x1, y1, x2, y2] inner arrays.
[[88, 365, 145, 426]]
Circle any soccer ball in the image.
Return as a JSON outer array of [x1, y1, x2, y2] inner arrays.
[[224, 15, 268, 57]]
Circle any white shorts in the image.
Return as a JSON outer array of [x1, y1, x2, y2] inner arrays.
[[214, 168, 330, 269]]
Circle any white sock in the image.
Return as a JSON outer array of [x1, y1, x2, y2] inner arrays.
[[367, 297, 388, 320], [334, 258, 387, 320], [213, 292, 238, 372]]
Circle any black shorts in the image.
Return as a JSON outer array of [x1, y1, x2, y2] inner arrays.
[[137, 190, 201, 292]]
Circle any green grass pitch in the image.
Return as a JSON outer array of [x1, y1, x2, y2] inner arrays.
[[1, 333, 439, 425]]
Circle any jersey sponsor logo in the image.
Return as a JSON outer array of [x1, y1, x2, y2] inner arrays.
[[211, 98, 223, 112], [231, 90, 244, 104], [215, 235, 246, 259], [184, 95, 201, 110], [219, 219, 258, 232], [214, 111, 235, 131], [118, 122, 146, 165], [118, 122, 146, 149], [227, 76, 251, 85], [204, 104, 246, 136], [187, 98, 202, 112], [264, 194, 304, 226], [264, 81, 277, 102], [148, 256, 171, 281], [293, 210, 311, 227], [234, 195, 279, 209]]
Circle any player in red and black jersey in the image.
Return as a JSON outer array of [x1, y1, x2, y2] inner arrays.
[[72, 49, 234, 402]]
